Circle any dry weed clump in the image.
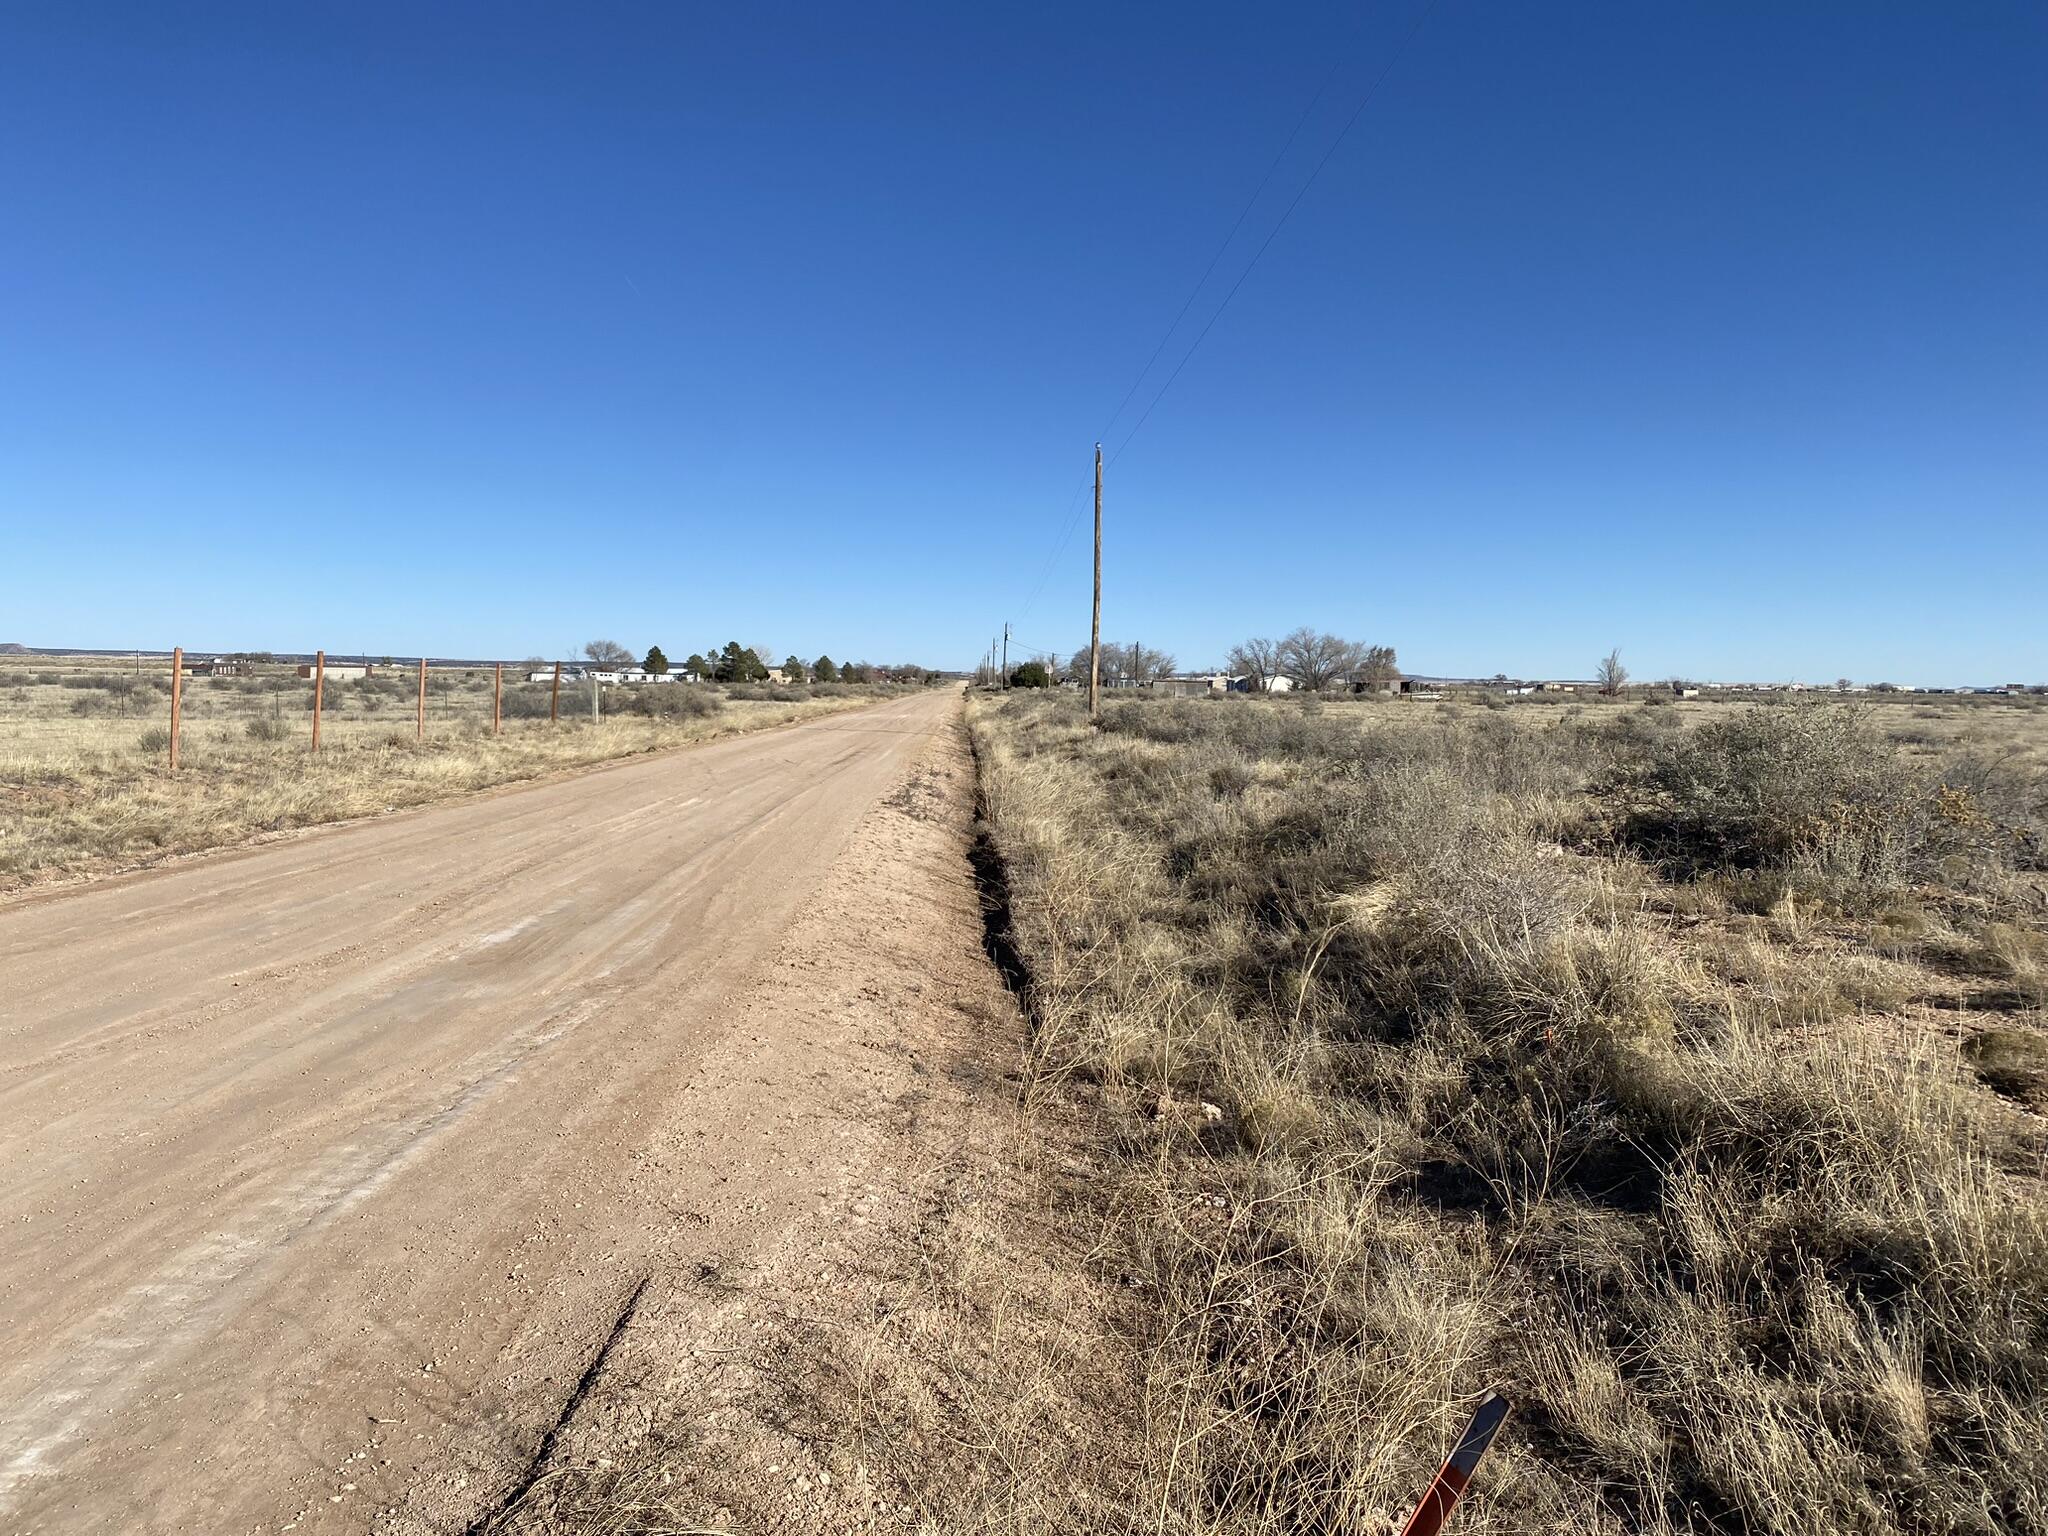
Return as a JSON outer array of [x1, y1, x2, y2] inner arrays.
[[968, 690, 2048, 1535]]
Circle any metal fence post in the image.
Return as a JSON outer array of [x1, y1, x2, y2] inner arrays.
[[1397, 1393, 1511, 1536], [168, 646, 183, 771]]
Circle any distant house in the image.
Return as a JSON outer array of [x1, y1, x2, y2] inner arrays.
[[298, 662, 372, 680], [1349, 675, 1418, 696], [188, 657, 250, 677], [1229, 675, 1294, 694], [1153, 673, 1232, 697], [766, 668, 790, 685]]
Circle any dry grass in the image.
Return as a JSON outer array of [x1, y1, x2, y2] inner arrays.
[[0, 654, 908, 890], [955, 689, 2048, 1535]]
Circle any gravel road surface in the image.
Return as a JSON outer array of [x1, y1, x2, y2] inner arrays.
[[0, 689, 965, 1532]]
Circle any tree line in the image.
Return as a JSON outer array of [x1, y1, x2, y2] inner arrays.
[[1005, 628, 1398, 692], [576, 639, 927, 686]]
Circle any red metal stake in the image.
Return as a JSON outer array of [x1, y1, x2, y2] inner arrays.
[[1397, 1393, 1512, 1536]]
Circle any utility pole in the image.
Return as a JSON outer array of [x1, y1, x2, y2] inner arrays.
[[1088, 443, 1103, 720], [1001, 622, 1009, 686]]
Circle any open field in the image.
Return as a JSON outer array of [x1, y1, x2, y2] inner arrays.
[[955, 687, 2048, 1534], [0, 653, 916, 889]]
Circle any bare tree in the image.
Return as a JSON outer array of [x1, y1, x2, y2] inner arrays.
[[1276, 628, 1364, 692], [1360, 644, 1400, 692], [1079, 641, 1173, 686], [583, 639, 634, 670], [1225, 636, 1279, 692], [1596, 648, 1628, 696], [1127, 642, 1175, 683]]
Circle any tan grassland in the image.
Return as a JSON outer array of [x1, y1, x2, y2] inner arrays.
[[0, 653, 911, 890], [923, 687, 2048, 1536]]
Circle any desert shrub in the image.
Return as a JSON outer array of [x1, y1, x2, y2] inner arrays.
[[497, 685, 560, 720], [137, 727, 171, 754], [1622, 706, 1944, 882], [1936, 749, 2048, 871], [1101, 698, 1209, 744], [246, 716, 290, 742], [68, 691, 106, 716], [618, 685, 722, 719]]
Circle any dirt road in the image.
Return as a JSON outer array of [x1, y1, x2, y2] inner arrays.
[[0, 688, 981, 1533]]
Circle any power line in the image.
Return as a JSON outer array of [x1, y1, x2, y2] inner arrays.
[[1109, 0, 1439, 468], [1014, 475, 1093, 621], [1016, 46, 1348, 625], [1094, 52, 1348, 447], [1014, 2, 1436, 622]]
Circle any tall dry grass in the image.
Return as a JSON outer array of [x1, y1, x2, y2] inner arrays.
[[965, 690, 2048, 1535]]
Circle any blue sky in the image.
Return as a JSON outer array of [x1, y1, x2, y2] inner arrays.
[[2, 2, 2042, 683]]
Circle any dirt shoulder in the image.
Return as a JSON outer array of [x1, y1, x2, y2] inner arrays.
[[459, 711, 1137, 1536]]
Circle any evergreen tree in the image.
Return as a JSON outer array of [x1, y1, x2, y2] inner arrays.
[[643, 645, 669, 675], [781, 654, 805, 682], [813, 655, 839, 682]]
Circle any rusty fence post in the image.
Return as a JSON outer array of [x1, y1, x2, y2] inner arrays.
[[417, 656, 427, 741], [493, 662, 503, 736], [550, 659, 561, 723], [1396, 1393, 1511, 1536], [311, 650, 325, 750], [168, 646, 183, 771]]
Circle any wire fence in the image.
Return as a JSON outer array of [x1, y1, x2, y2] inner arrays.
[[0, 650, 764, 772]]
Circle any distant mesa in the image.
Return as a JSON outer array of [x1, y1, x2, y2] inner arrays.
[[0, 642, 27, 654]]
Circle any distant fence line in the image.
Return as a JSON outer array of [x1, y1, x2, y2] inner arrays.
[[159, 651, 608, 771]]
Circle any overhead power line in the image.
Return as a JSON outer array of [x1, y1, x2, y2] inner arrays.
[[1094, 52, 1348, 448], [1014, 0, 1438, 622], [1109, 0, 1439, 468]]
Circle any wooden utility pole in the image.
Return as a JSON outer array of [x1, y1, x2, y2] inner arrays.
[[550, 659, 562, 723], [1088, 443, 1103, 719], [1001, 623, 1009, 685], [492, 663, 503, 735], [168, 647, 183, 771], [416, 657, 427, 740], [312, 650, 326, 751]]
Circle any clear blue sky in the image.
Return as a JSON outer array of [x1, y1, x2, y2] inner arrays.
[[3, 2, 2042, 683]]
